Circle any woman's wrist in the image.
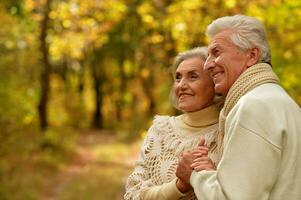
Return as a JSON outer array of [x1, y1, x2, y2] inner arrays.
[[176, 178, 191, 193]]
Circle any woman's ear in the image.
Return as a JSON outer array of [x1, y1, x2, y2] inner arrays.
[[247, 47, 260, 67]]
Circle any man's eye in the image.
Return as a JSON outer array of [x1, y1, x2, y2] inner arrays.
[[214, 49, 220, 55]]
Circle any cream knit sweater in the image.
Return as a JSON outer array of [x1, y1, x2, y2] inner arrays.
[[124, 104, 219, 200]]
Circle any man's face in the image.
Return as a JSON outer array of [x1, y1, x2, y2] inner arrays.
[[204, 30, 252, 96]]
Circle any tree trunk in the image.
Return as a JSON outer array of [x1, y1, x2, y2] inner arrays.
[[38, 0, 52, 131], [140, 63, 156, 117], [116, 56, 127, 121], [91, 63, 104, 129], [142, 79, 156, 116]]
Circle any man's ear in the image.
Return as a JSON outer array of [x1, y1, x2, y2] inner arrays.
[[247, 47, 260, 67]]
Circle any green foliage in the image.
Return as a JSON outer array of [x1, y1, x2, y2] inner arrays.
[[0, 126, 77, 200], [0, 0, 300, 142], [0, 168, 48, 200], [60, 165, 129, 200], [3, 0, 297, 132], [40, 127, 77, 151]]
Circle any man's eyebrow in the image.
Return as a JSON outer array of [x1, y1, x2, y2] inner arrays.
[[209, 44, 223, 53], [208, 44, 217, 51], [212, 44, 221, 49]]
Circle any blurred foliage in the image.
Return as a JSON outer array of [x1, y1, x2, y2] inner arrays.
[[60, 165, 128, 199], [0, 0, 299, 136], [0, 0, 300, 198], [0, 126, 77, 200]]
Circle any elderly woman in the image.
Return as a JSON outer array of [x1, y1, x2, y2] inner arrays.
[[124, 47, 220, 200]]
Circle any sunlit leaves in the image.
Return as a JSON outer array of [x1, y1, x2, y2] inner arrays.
[[150, 33, 164, 44], [225, 0, 236, 9], [164, 1, 207, 51], [49, 33, 85, 61], [137, 2, 158, 28], [25, 0, 127, 63], [0, 6, 19, 50], [24, 0, 36, 13], [1, 0, 301, 132]]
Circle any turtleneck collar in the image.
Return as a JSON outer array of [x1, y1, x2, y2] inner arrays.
[[178, 104, 219, 128]]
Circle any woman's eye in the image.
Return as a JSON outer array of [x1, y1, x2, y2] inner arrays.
[[175, 74, 181, 82], [190, 74, 199, 80]]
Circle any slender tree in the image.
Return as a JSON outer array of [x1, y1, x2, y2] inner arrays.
[[38, 0, 52, 130], [91, 52, 104, 129]]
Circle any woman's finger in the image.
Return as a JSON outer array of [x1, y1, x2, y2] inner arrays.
[[198, 138, 206, 146]]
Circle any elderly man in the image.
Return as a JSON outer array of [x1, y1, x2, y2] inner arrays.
[[176, 15, 301, 200]]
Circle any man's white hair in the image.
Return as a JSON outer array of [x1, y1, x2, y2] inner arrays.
[[206, 15, 271, 64]]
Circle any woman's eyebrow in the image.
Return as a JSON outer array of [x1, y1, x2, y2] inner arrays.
[[187, 70, 200, 74]]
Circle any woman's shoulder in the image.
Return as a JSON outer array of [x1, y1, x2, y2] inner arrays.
[[148, 115, 176, 135], [153, 114, 173, 124]]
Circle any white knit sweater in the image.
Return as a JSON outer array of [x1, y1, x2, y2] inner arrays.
[[124, 104, 219, 200]]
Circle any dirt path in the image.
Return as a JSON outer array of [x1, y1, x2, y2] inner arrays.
[[40, 130, 139, 200]]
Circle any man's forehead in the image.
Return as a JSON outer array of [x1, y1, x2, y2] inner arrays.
[[208, 30, 233, 49], [208, 38, 233, 51], [208, 42, 221, 50]]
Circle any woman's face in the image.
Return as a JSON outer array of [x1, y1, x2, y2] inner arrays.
[[174, 57, 215, 112]]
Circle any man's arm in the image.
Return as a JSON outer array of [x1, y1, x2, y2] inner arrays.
[[190, 121, 281, 200]]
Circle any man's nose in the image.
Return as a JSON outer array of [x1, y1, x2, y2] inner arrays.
[[204, 59, 215, 71]]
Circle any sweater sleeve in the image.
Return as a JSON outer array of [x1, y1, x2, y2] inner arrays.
[[190, 103, 281, 200], [124, 126, 156, 200], [124, 117, 186, 200], [143, 178, 186, 200]]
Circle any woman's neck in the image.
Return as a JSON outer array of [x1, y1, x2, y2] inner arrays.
[[180, 104, 219, 128]]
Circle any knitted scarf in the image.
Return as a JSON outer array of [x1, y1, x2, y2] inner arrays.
[[216, 63, 280, 162]]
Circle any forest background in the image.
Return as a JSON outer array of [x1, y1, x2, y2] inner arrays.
[[0, 0, 300, 199]]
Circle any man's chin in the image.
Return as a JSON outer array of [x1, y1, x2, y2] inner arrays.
[[214, 85, 227, 96]]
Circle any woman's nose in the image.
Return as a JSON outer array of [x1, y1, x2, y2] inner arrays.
[[178, 78, 188, 89]]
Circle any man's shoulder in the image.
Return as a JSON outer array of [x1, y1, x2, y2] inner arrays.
[[246, 83, 285, 98], [227, 83, 301, 147], [240, 83, 291, 107], [232, 83, 300, 120]]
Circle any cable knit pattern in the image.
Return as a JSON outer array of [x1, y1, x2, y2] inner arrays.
[[125, 115, 219, 200], [216, 63, 280, 162]]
